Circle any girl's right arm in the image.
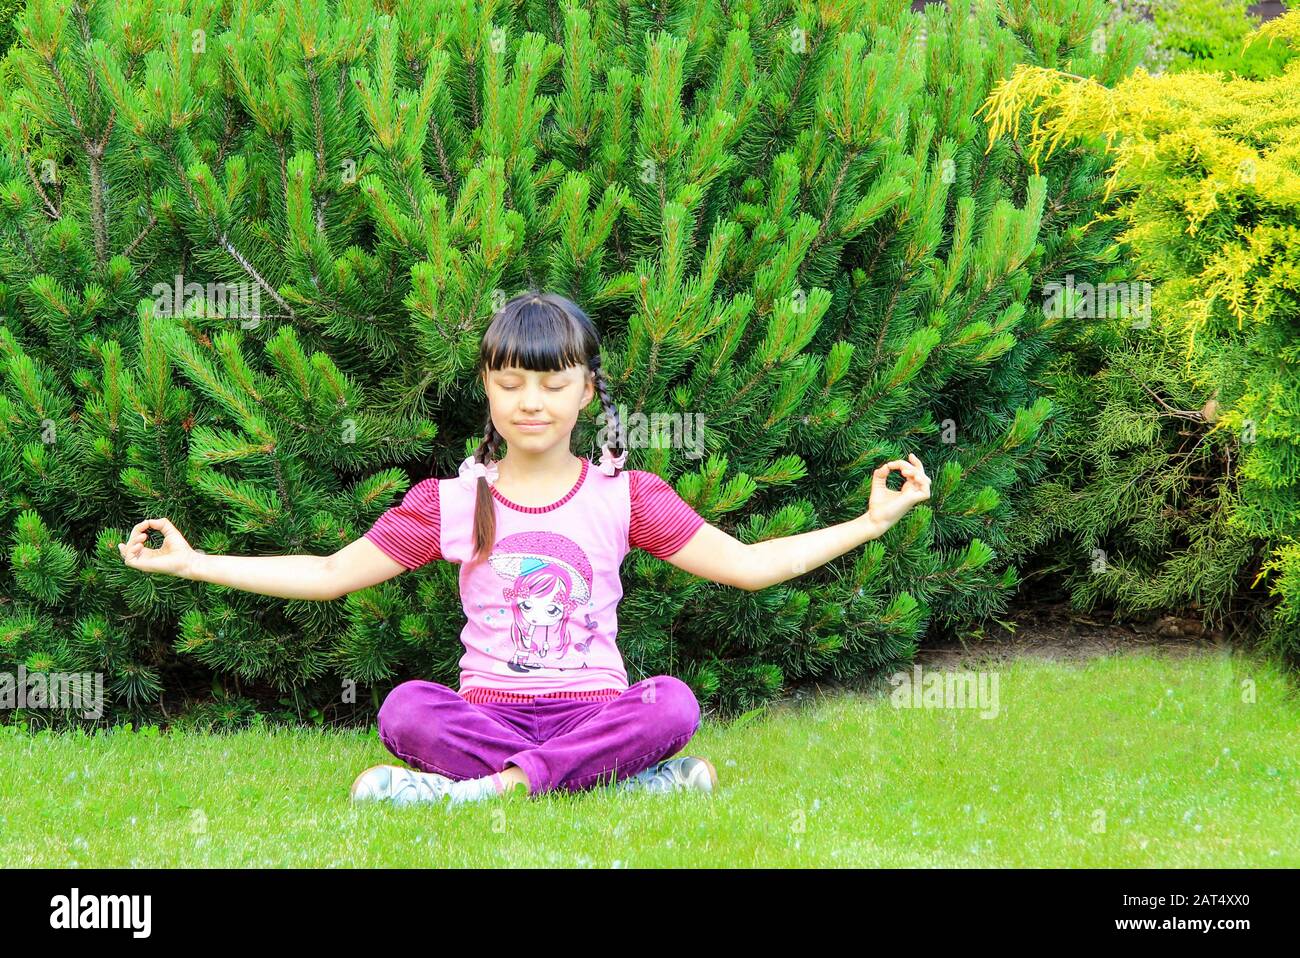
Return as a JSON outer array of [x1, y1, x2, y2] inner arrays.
[[118, 517, 407, 601]]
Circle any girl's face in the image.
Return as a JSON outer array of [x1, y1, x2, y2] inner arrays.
[[518, 582, 566, 626], [482, 363, 595, 451]]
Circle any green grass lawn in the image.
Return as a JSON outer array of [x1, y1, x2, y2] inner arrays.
[[2, 650, 1297, 867]]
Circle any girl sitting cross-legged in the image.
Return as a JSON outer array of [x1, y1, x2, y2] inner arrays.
[[117, 289, 930, 807]]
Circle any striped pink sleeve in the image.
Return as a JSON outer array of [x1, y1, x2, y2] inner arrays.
[[363, 477, 441, 569], [628, 470, 707, 559]]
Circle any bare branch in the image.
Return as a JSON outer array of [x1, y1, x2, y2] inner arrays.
[[217, 230, 296, 319]]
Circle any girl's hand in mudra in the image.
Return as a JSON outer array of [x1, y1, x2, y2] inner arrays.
[[118, 517, 198, 578], [866, 453, 931, 533]]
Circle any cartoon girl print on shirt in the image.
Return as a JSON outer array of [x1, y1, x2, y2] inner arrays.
[[488, 531, 597, 673]]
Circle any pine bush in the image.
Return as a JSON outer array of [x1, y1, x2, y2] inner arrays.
[[0, 0, 1145, 725]]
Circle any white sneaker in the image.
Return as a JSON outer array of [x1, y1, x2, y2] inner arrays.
[[617, 756, 718, 795], [350, 764, 455, 806]]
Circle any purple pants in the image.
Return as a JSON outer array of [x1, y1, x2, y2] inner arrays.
[[376, 675, 702, 795]]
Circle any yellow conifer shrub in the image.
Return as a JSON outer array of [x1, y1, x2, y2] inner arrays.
[[979, 11, 1300, 652]]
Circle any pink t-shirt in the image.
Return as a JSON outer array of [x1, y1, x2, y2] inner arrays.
[[363, 457, 707, 702]]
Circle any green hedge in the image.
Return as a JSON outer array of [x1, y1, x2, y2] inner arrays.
[[0, 0, 1144, 727]]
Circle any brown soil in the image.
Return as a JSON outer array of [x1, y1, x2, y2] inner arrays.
[[912, 600, 1226, 671], [765, 600, 1246, 715]]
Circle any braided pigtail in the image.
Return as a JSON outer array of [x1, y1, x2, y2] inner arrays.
[[470, 414, 504, 563], [590, 357, 625, 475]]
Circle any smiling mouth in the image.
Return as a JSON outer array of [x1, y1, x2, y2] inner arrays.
[[516, 421, 550, 426]]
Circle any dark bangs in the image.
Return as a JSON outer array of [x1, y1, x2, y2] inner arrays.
[[478, 292, 597, 374]]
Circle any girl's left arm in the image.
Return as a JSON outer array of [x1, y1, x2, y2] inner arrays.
[[659, 454, 931, 592]]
